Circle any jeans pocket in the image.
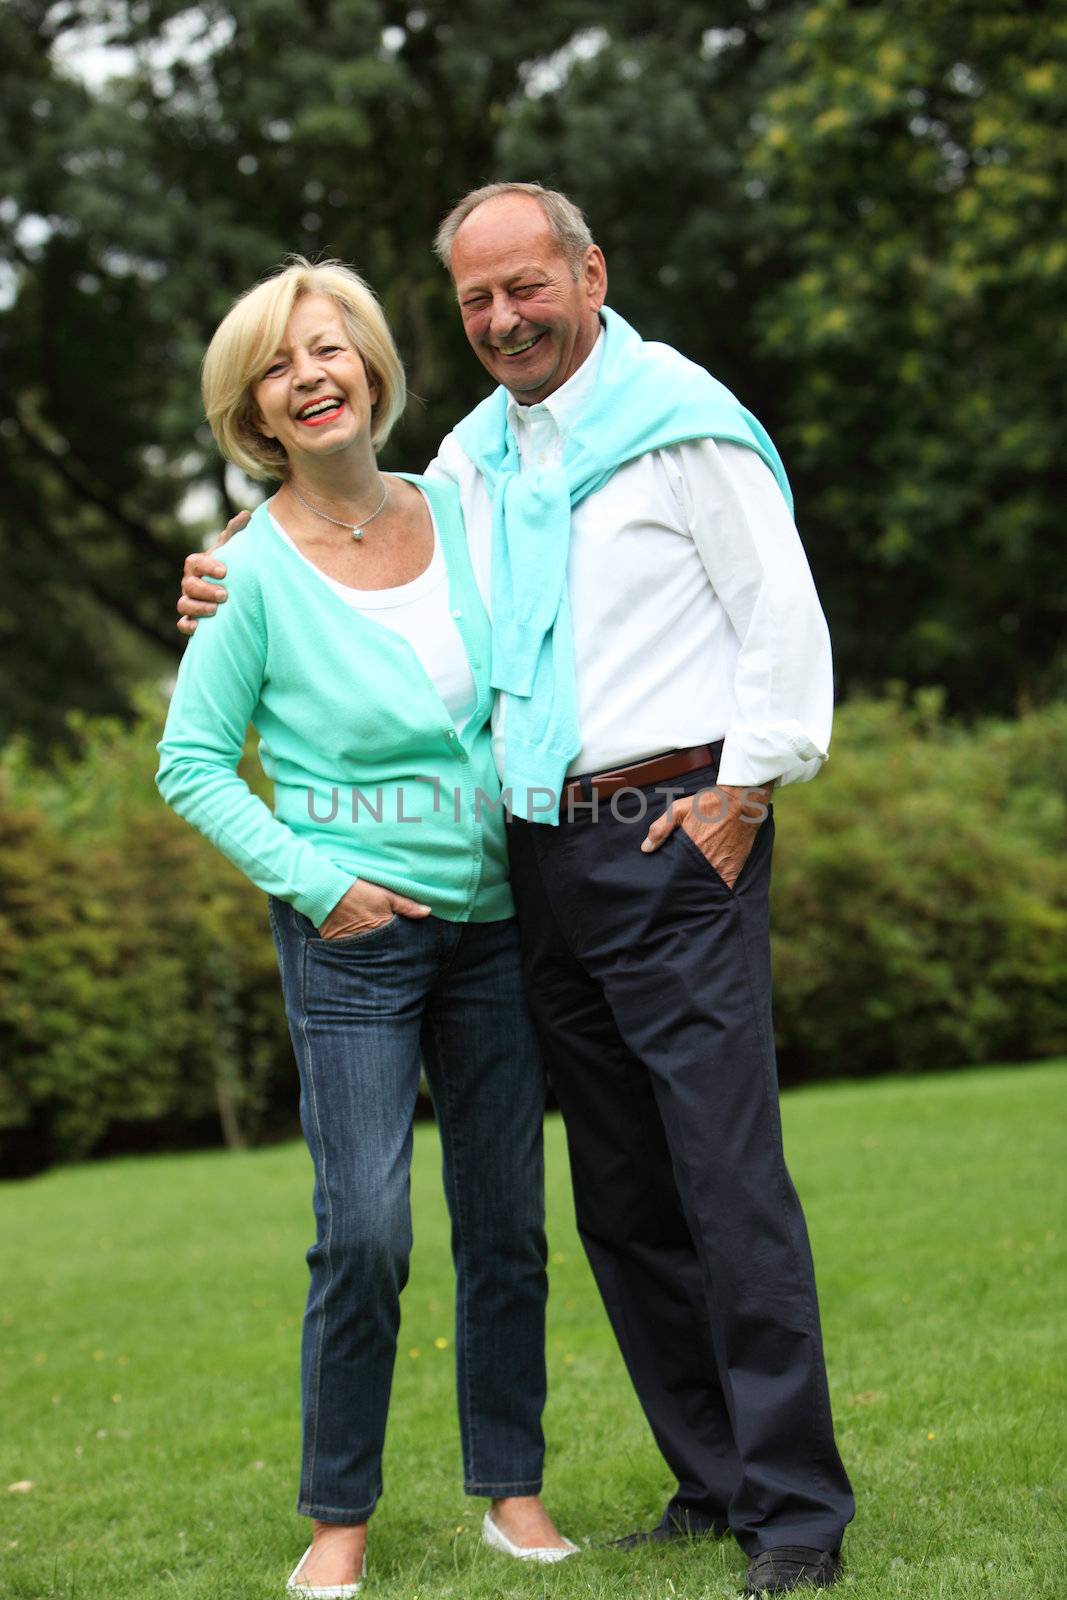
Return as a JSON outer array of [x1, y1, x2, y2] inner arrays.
[[307, 913, 400, 949]]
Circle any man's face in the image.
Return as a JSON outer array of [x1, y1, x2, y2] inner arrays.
[[450, 195, 607, 404]]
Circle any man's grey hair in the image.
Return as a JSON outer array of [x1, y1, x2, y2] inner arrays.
[[433, 182, 594, 278]]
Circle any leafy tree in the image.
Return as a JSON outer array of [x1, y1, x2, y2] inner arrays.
[[744, 0, 1067, 711], [0, 0, 632, 749], [0, 3, 188, 750], [496, 0, 1067, 710], [1, 0, 1064, 751]]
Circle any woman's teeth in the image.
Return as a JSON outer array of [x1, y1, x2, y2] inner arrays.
[[298, 399, 343, 422]]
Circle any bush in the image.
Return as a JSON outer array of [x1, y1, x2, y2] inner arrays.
[[1, 692, 1064, 1172], [771, 691, 1067, 1080], [0, 704, 289, 1174]]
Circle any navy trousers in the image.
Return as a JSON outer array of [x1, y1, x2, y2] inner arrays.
[[506, 752, 854, 1556]]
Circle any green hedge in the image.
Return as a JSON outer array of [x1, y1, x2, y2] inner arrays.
[[771, 691, 1067, 1079], [2, 693, 1065, 1172], [0, 704, 287, 1175]]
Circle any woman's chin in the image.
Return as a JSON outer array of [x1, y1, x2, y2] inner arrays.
[[290, 429, 360, 461]]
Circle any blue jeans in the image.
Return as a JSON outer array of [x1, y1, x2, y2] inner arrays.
[[268, 900, 549, 1524]]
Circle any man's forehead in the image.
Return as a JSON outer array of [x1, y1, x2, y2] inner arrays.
[[451, 198, 564, 284]]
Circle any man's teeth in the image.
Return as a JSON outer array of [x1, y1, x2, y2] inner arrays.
[[500, 336, 540, 355], [299, 399, 341, 418]]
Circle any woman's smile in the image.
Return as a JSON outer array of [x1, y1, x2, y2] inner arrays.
[[295, 396, 348, 427]]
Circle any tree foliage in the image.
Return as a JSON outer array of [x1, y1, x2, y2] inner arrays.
[[1, 0, 1063, 751], [746, 0, 1067, 712], [500, 0, 1067, 711]]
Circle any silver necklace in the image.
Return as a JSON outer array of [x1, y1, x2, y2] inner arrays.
[[290, 479, 389, 541]]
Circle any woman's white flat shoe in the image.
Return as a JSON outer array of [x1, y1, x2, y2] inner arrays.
[[286, 1545, 366, 1597], [481, 1510, 579, 1563]]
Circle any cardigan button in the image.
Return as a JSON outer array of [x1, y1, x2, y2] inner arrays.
[[451, 608, 462, 619]]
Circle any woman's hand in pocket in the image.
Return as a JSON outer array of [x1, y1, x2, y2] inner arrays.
[[318, 880, 431, 940]]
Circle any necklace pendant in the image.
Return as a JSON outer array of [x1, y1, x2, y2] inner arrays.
[[290, 479, 387, 539]]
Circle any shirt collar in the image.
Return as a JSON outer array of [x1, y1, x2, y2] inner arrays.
[[505, 322, 604, 434]]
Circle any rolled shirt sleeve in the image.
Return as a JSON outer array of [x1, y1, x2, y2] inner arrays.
[[674, 439, 833, 788]]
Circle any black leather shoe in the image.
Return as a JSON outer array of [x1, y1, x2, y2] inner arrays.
[[743, 1546, 842, 1593], [611, 1508, 727, 1552]]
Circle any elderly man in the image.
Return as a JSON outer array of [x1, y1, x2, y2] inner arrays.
[[178, 184, 853, 1595]]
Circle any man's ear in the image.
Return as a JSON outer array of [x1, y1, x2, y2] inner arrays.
[[583, 245, 608, 313]]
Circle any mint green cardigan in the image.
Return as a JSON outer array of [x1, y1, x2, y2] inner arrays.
[[156, 475, 513, 927]]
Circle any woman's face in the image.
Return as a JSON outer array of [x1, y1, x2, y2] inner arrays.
[[252, 293, 378, 466]]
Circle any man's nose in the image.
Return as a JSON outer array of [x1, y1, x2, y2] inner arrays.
[[488, 295, 520, 338]]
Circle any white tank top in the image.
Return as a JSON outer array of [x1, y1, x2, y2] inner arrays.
[[269, 502, 476, 733]]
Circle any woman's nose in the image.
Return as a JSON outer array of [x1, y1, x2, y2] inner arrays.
[[292, 349, 324, 384]]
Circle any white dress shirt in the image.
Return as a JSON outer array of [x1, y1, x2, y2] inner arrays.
[[427, 330, 833, 788]]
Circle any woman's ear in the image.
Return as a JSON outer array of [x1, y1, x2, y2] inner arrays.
[[249, 400, 275, 441], [360, 352, 380, 411]]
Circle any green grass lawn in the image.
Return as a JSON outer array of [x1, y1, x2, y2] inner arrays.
[[2, 1062, 1064, 1598]]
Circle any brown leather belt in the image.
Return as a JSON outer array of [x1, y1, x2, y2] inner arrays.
[[559, 742, 721, 816]]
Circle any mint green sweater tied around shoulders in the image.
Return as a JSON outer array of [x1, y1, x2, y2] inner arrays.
[[452, 305, 794, 819], [156, 474, 513, 927]]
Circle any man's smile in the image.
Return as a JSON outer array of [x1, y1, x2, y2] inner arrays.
[[496, 332, 546, 358]]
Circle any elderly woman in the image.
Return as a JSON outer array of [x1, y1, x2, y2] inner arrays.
[[156, 260, 575, 1595]]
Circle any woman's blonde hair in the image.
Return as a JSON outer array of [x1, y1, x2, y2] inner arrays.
[[201, 257, 407, 480]]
